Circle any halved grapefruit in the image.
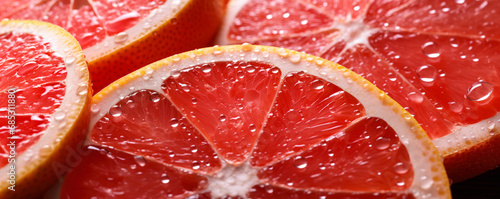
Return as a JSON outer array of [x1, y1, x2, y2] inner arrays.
[[0, 20, 90, 198], [217, 0, 500, 182], [1, 0, 226, 92], [60, 45, 450, 198]]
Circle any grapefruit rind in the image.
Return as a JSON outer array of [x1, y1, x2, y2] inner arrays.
[[92, 45, 450, 198], [0, 20, 90, 198]]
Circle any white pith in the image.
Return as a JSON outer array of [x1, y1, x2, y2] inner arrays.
[[0, 21, 89, 188], [90, 45, 449, 198], [83, 0, 188, 61], [216, 0, 500, 165]]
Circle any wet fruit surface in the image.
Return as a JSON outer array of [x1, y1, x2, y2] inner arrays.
[[0, 32, 66, 167], [62, 60, 426, 198]]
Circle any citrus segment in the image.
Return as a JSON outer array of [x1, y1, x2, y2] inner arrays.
[[251, 71, 365, 167], [219, 0, 500, 181], [164, 61, 281, 165], [365, 0, 500, 39], [64, 45, 450, 198], [228, 0, 334, 41], [0, 20, 90, 198], [60, 146, 208, 199], [91, 89, 222, 174], [258, 117, 413, 191]]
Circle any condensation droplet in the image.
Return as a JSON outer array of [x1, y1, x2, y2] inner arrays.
[[170, 118, 179, 128], [246, 66, 256, 73], [77, 84, 88, 96], [448, 102, 463, 113], [54, 111, 66, 121], [39, 145, 51, 157], [91, 104, 100, 113], [191, 98, 197, 104], [293, 156, 307, 169], [150, 93, 161, 102], [65, 56, 75, 65], [311, 80, 325, 90], [201, 64, 211, 73], [422, 42, 441, 58], [393, 162, 410, 174], [114, 32, 129, 44], [466, 81, 494, 101], [134, 155, 146, 167], [420, 176, 434, 190], [417, 65, 437, 83], [407, 92, 424, 103], [374, 137, 391, 150], [455, 0, 465, 4], [219, 114, 226, 122], [270, 67, 280, 74], [191, 145, 198, 153], [289, 54, 301, 63], [265, 186, 273, 194], [109, 106, 122, 117], [249, 124, 257, 132], [192, 161, 201, 170], [161, 173, 170, 184]]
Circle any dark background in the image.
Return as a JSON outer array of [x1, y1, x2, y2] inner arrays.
[[451, 167, 500, 199]]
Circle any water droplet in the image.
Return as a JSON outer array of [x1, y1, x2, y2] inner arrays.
[[191, 98, 197, 104], [417, 65, 437, 83], [293, 156, 307, 169], [270, 67, 280, 74], [201, 64, 211, 73], [190, 145, 198, 153], [109, 106, 122, 117], [246, 66, 256, 73], [455, 0, 465, 4], [170, 118, 179, 128], [265, 186, 273, 193], [448, 102, 463, 113], [91, 104, 100, 113], [420, 176, 433, 189], [249, 124, 257, 132], [114, 32, 129, 44], [54, 111, 66, 121], [143, 22, 151, 29], [393, 162, 410, 174], [171, 70, 181, 78], [134, 155, 146, 167], [161, 173, 170, 184], [219, 114, 226, 122], [150, 93, 161, 102], [422, 42, 441, 58], [466, 81, 494, 101], [130, 164, 137, 169], [192, 161, 201, 170], [407, 92, 424, 103], [374, 137, 391, 150], [77, 84, 88, 96], [311, 80, 325, 90], [170, 17, 178, 25], [65, 56, 75, 65], [289, 54, 301, 63], [488, 123, 495, 130]]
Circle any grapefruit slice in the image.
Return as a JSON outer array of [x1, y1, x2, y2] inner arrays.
[[60, 45, 450, 198], [217, 0, 500, 182], [0, 20, 90, 198], [1, 0, 226, 92]]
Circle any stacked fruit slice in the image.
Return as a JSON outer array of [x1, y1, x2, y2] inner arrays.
[[60, 45, 451, 198]]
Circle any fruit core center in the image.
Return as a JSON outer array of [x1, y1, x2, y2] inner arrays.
[[334, 18, 376, 49], [207, 163, 259, 198]]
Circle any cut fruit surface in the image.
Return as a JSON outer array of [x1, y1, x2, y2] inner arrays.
[[60, 45, 450, 198], [1, 0, 225, 92], [0, 20, 90, 198], [217, 0, 500, 182]]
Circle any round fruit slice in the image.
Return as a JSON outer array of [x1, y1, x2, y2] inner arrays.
[[1, 0, 225, 92], [0, 20, 90, 198], [216, 0, 500, 182], [60, 45, 450, 198]]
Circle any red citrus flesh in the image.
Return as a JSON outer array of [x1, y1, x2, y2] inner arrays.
[[0, 32, 66, 168], [62, 61, 415, 198], [226, 0, 500, 140], [0, 0, 166, 49]]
